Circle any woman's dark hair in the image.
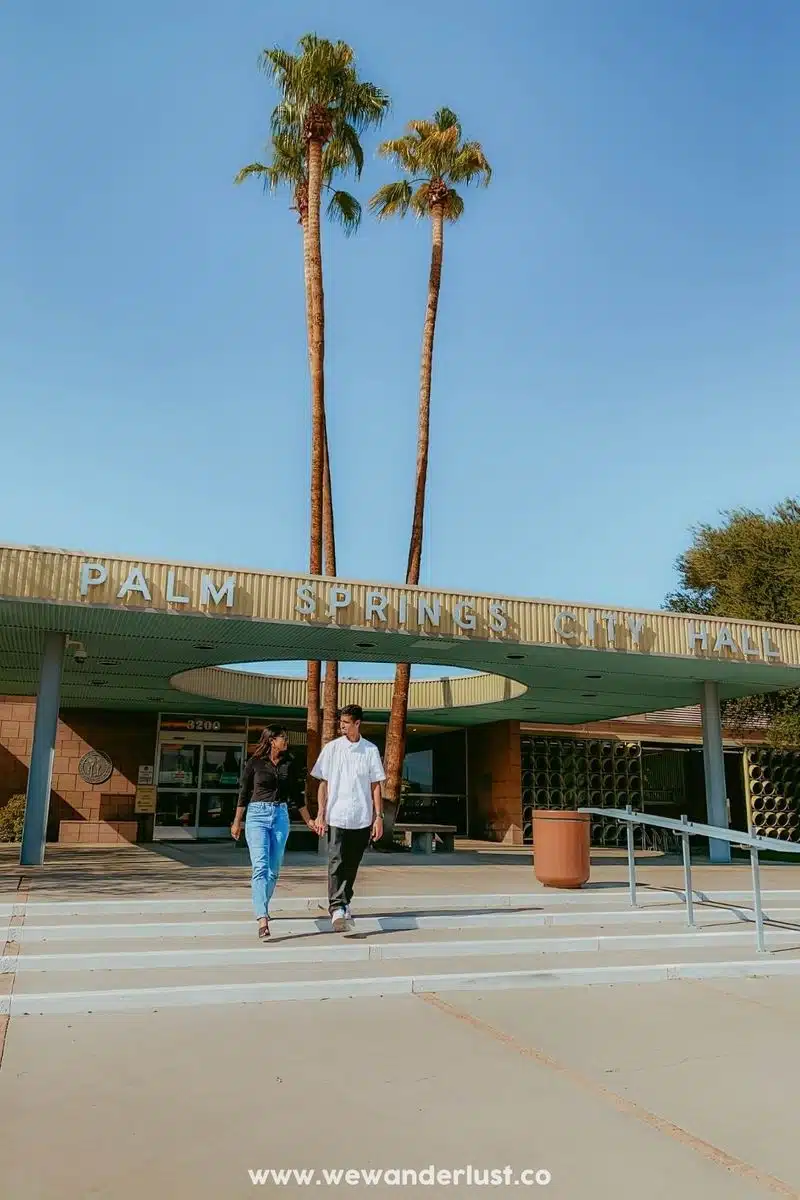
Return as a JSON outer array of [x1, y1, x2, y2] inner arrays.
[[252, 724, 289, 759]]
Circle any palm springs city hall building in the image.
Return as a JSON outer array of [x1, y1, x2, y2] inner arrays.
[[4, 542, 800, 867]]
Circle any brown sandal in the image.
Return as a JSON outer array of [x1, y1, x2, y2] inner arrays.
[[258, 919, 270, 940]]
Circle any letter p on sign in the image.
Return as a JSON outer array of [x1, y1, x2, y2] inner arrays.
[[80, 563, 108, 595]]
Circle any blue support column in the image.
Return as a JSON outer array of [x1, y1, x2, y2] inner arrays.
[[20, 632, 66, 867], [701, 680, 731, 864]]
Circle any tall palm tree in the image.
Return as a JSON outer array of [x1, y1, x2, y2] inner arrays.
[[370, 108, 491, 829], [246, 36, 389, 775], [235, 126, 362, 750]]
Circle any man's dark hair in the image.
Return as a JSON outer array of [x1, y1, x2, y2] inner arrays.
[[339, 704, 363, 723]]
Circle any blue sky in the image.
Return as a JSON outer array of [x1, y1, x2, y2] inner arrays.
[[2, 0, 800, 675]]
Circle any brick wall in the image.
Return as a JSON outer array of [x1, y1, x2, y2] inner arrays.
[[467, 720, 522, 844], [0, 699, 157, 843]]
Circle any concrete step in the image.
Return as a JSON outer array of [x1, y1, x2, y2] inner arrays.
[[5, 888, 800, 1016], [6, 886, 800, 919], [6, 926, 798, 974], [8, 909, 790, 955], [9, 903, 798, 943], [6, 944, 800, 1015]]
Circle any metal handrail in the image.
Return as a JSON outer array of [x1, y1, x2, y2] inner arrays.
[[579, 805, 800, 954]]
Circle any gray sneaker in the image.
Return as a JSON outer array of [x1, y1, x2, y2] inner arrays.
[[331, 907, 348, 933]]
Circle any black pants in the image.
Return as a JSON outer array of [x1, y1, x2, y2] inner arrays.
[[327, 825, 371, 913]]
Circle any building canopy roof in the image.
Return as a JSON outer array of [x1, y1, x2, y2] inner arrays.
[[3, 543, 800, 727]]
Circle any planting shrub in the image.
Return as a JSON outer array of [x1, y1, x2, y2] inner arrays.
[[0, 794, 26, 842]]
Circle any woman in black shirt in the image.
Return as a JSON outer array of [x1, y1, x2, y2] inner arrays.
[[232, 725, 314, 939]]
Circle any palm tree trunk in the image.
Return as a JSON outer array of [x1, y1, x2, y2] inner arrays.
[[301, 212, 339, 752], [405, 206, 443, 587], [322, 425, 339, 745], [305, 136, 326, 782], [382, 204, 445, 835]]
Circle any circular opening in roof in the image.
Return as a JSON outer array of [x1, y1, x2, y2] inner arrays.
[[222, 660, 482, 682], [170, 660, 528, 713]]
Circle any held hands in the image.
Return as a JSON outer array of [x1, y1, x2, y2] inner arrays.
[[231, 820, 243, 842], [371, 815, 384, 844]]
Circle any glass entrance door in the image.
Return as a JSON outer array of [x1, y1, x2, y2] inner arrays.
[[155, 742, 200, 838], [197, 743, 244, 838], [155, 737, 244, 839]]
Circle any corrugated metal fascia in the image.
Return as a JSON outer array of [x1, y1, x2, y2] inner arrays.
[[4, 545, 800, 666]]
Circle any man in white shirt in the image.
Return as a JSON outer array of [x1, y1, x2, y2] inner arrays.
[[311, 704, 385, 933]]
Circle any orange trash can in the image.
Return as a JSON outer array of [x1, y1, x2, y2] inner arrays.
[[532, 809, 590, 889]]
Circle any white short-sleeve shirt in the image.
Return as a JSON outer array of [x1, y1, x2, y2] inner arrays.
[[311, 735, 386, 830]]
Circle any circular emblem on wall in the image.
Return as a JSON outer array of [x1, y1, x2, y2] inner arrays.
[[78, 750, 114, 787]]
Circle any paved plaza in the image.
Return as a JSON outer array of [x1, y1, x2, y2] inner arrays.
[[2, 844, 800, 1197], [0, 838, 792, 899]]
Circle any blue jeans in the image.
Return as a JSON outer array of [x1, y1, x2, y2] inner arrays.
[[245, 802, 290, 919]]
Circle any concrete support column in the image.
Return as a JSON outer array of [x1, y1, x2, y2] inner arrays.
[[701, 680, 730, 864], [20, 631, 66, 867]]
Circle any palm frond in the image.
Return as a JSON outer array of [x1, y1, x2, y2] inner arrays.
[[281, 35, 363, 116], [271, 127, 305, 160], [234, 162, 268, 186], [271, 99, 302, 133], [245, 34, 390, 235], [234, 162, 290, 196], [410, 183, 433, 219], [322, 138, 351, 178], [336, 79, 390, 132], [377, 135, 421, 175], [259, 47, 297, 90], [407, 119, 438, 141], [326, 189, 362, 235], [442, 188, 465, 221], [329, 122, 364, 177], [434, 107, 461, 134], [412, 125, 461, 176], [369, 179, 413, 219], [299, 34, 354, 73], [270, 99, 302, 137], [372, 107, 490, 223], [447, 141, 492, 187]]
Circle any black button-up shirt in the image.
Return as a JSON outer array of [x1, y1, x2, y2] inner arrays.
[[238, 752, 303, 817]]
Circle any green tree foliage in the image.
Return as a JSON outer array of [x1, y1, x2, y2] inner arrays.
[[665, 500, 800, 745]]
